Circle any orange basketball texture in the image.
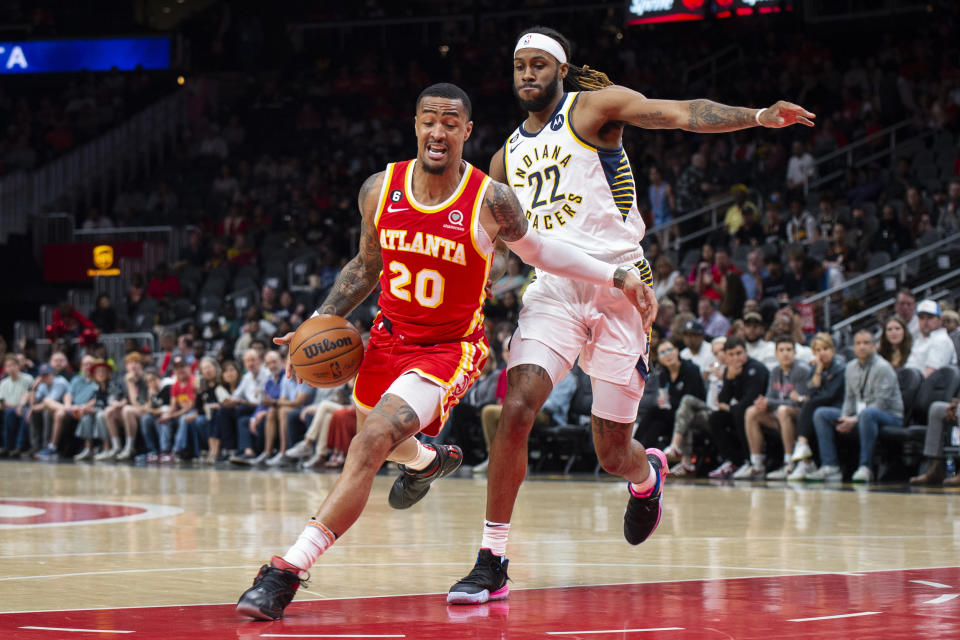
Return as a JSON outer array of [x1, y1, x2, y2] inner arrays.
[[289, 315, 364, 388]]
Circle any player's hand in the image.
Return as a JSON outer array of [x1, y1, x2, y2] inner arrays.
[[621, 272, 658, 332], [273, 332, 302, 384], [758, 101, 815, 128]]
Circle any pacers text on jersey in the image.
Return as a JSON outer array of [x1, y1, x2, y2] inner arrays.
[[510, 143, 583, 230], [379, 228, 467, 266]]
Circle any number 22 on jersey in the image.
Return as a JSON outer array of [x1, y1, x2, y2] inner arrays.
[[388, 260, 444, 308]]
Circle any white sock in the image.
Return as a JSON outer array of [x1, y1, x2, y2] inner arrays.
[[401, 440, 437, 471], [481, 520, 510, 557], [111, 436, 121, 449], [282, 519, 336, 572], [783, 454, 792, 466], [629, 465, 656, 497], [750, 453, 765, 468]]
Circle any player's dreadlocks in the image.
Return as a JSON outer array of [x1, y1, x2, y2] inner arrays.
[[518, 26, 614, 91]]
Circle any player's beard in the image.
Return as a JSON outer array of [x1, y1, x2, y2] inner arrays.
[[419, 148, 448, 175], [514, 70, 560, 113]]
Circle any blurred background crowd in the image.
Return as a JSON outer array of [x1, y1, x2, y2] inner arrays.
[[1, 0, 959, 483]]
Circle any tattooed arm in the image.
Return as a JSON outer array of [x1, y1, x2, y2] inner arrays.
[[578, 85, 815, 133], [315, 171, 385, 317]]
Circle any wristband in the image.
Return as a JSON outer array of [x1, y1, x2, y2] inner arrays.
[[755, 108, 765, 125]]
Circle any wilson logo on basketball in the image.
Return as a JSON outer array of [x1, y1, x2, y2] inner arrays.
[[303, 336, 354, 359]]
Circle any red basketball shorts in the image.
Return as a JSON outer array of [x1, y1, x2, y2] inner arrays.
[[352, 324, 489, 436]]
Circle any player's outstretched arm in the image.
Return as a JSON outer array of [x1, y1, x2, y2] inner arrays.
[[479, 181, 657, 330], [580, 85, 815, 133], [316, 171, 385, 316]]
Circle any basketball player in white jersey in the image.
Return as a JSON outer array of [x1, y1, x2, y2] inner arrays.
[[447, 26, 815, 604]]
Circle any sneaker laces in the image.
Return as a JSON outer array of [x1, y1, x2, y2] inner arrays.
[[459, 553, 509, 585]]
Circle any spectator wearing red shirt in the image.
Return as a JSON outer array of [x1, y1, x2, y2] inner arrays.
[[711, 246, 742, 287], [146, 264, 181, 300], [49, 301, 96, 339]]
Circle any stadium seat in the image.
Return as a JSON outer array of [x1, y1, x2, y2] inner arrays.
[[532, 367, 594, 475]]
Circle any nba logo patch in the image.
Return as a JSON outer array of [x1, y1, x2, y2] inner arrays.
[[521, 34, 533, 46]]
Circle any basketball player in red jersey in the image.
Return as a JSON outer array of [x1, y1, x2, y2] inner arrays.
[[448, 27, 815, 604], [236, 83, 657, 620]]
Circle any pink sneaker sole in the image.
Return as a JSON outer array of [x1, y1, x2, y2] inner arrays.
[[446, 584, 509, 605]]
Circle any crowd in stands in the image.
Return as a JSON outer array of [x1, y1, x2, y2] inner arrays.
[[0, 70, 171, 177], [3, 6, 960, 483], [0, 332, 362, 471]]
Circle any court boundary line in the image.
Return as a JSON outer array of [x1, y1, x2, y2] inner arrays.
[[2, 564, 958, 615], [4, 533, 959, 560], [0, 561, 838, 582]]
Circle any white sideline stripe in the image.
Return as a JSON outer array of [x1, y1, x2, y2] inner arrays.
[[19, 626, 134, 634], [4, 534, 960, 560], [923, 594, 959, 604], [0, 561, 830, 582], [5, 564, 959, 615], [789, 611, 881, 622], [547, 628, 684, 635], [911, 580, 952, 589]]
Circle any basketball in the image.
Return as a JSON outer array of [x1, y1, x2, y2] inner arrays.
[[289, 315, 364, 388]]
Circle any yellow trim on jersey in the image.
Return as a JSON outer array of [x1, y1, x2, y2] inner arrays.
[[352, 389, 376, 412], [404, 160, 474, 214], [373, 163, 396, 229], [563, 92, 599, 152], [468, 176, 493, 258], [410, 341, 473, 391], [466, 248, 493, 336], [458, 174, 492, 337]]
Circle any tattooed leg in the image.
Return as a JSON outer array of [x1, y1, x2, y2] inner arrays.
[[592, 416, 652, 484], [354, 398, 419, 463], [485, 364, 554, 523], [313, 393, 420, 534]]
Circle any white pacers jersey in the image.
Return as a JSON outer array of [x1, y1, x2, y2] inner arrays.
[[502, 91, 646, 271]]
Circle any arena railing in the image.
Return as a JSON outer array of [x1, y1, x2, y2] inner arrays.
[[653, 190, 761, 251], [804, 118, 935, 196], [655, 117, 935, 251], [32, 332, 156, 368], [0, 91, 184, 245], [828, 267, 960, 346], [799, 230, 960, 331], [683, 44, 743, 88]]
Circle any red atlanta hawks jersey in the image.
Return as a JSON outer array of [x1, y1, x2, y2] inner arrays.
[[374, 159, 493, 343]]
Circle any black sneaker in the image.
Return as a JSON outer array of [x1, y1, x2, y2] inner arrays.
[[236, 556, 308, 620], [447, 549, 510, 605], [623, 448, 668, 545], [388, 444, 462, 510]]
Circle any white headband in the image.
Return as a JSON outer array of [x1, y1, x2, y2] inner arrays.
[[514, 33, 567, 64]]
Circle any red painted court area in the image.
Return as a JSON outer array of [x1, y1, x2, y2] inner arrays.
[[0, 499, 146, 526], [3, 567, 958, 639]]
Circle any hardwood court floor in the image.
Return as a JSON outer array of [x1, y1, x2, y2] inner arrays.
[[1, 461, 958, 638]]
